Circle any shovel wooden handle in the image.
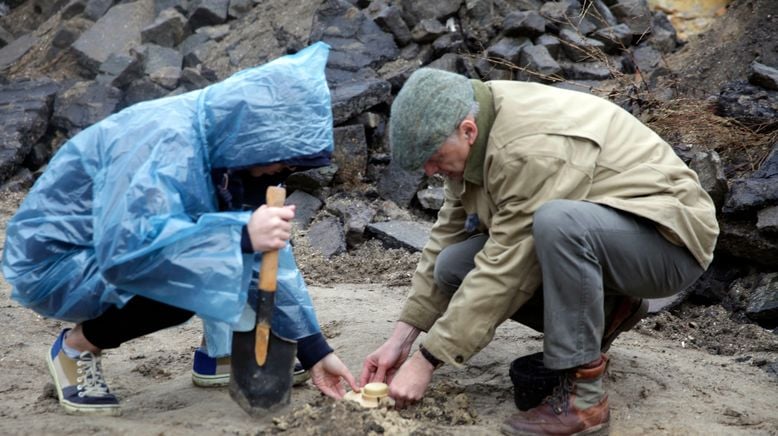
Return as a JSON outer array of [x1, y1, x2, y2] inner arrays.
[[255, 185, 287, 366]]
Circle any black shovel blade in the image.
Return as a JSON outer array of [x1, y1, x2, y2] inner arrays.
[[229, 329, 296, 417]]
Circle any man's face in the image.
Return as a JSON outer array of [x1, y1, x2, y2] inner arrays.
[[422, 118, 477, 180]]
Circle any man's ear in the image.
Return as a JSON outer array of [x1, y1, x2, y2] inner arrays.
[[460, 117, 478, 145]]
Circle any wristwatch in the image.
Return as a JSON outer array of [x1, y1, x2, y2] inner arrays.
[[419, 344, 444, 369]]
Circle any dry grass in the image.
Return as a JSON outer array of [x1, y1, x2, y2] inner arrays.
[[645, 98, 777, 176]]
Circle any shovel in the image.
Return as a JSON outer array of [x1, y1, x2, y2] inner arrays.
[[229, 185, 297, 417]]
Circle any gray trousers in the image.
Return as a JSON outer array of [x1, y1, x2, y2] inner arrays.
[[434, 200, 704, 370]]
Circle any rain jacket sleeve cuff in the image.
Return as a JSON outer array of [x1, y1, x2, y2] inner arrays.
[[240, 225, 253, 253], [296, 332, 333, 369]]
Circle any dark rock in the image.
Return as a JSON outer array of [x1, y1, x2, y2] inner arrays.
[[142, 43, 183, 75], [72, 0, 155, 76], [155, 0, 188, 15], [180, 34, 214, 68], [332, 124, 368, 185], [33, 0, 69, 18], [187, 0, 229, 30], [121, 77, 169, 108], [558, 28, 605, 63], [0, 78, 59, 184], [722, 178, 778, 215], [520, 44, 561, 79], [427, 53, 475, 76], [0, 25, 13, 48], [61, 0, 87, 19], [690, 150, 728, 211], [286, 165, 339, 193], [330, 78, 391, 125], [684, 258, 751, 305], [650, 11, 678, 53], [757, 206, 778, 233], [179, 66, 212, 90], [96, 52, 144, 89], [608, 0, 652, 39], [0, 167, 34, 192], [503, 10, 546, 38], [417, 187, 444, 210], [560, 15, 599, 36], [325, 195, 376, 247], [486, 36, 532, 65], [51, 81, 121, 133], [749, 61, 778, 91], [753, 142, 778, 179], [307, 216, 347, 257], [591, 24, 633, 54], [376, 164, 424, 208], [410, 18, 446, 44], [366, 220, 431, 252], [717, 219, 778, 268], [432, 32, 465, 57], [195, 24, 230, 41], [311, 0, 399, 72], [716, 81, 778, 131], [227, 0, 252, 19], [83, 0, 113, 21], [589, 0, 619, 28], [398, 0, 462, 28], [560, 60, 613, 80], [0, 33, 38, 71], [538, 0, 580, 27], [286, 189, 322, 230], [535, 34, 561, 59], [51, 22, 83, 50], [141, 7, 189, 48], [630, 44, 668, 79], [745, 273, 778, 329], [373, 5, 412, 46]]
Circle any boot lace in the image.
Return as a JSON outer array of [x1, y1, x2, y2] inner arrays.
[[544, 375, 574, 415], [75, 351, 111, 398]]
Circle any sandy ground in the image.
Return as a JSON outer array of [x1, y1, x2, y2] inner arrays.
[[1, 271, 777, 435]]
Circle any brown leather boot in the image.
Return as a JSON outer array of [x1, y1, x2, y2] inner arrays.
[[601, 297, 648, 352], [502, 354, 610, 436]]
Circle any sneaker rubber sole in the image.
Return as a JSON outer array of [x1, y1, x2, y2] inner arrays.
[[46, 351, 121, 416], [192, 366, 310, 387]]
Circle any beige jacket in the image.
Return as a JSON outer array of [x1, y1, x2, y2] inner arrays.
[[399, 80, 719, 367]]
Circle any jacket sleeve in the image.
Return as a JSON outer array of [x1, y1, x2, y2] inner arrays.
[[399, 181, 471, 331], [422, 134, 597, 367]]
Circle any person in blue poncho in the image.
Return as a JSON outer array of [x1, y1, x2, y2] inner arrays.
[[1, 42, 357, 416]]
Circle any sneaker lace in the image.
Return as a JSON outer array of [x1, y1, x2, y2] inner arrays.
[[76, 351, 111, 398], [544, 374, 574, 416]]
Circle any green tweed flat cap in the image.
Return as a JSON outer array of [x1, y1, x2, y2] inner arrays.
[[389, 68, 474, 171]]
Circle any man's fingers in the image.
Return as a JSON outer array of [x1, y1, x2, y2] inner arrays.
[[371, 366, 387, 384]]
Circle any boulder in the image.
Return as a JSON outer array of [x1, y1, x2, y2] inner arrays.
[[0, 78, 59, 184], [72, 0, 156, 76], [366, 220, 431, 252]]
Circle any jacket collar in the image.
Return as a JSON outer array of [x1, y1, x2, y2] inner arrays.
[[464, 80, 495, 186]]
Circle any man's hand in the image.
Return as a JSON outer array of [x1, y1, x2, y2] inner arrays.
[[360, 322, 420, 386], [388, 351, 435, 409], [247, 204, 295, 252], [310, 353, 359, 399]]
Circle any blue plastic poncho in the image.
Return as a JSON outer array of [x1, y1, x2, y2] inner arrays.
[[2, 42, 332, 357]]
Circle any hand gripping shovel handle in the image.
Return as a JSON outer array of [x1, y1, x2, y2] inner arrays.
[[255, 185, 286, 366]]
